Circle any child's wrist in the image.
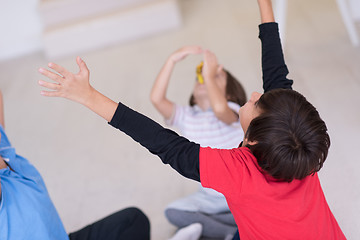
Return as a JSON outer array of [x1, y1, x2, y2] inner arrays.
[[203, 72, 216, 81], [81, 86, 97, 108], [167, 56, 177, 66]]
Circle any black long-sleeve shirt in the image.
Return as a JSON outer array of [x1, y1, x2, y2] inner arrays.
[[109, 22, 293, 182], [260, 22, 293, 92]]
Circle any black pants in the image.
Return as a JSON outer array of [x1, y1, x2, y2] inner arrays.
[[69, 207, 150, 240]]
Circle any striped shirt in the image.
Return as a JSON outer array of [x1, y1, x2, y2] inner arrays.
[[167, 102, 244, 149]]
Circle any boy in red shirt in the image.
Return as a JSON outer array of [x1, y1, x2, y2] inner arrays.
[[38, 0, 346, 239]]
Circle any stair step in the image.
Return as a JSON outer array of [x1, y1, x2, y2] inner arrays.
[[41, 0, 182, 59], [39, 0, 155, 29]]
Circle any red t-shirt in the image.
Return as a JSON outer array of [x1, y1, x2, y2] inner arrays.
[[200, 147, 346, 239]]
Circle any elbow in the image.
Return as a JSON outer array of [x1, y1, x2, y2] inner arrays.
[[213, 105, 227, 119], [214, 112, 231, 125], [150, 95, 156, 105], [150, 93, 160, 106], [213, 108, 238, 125]]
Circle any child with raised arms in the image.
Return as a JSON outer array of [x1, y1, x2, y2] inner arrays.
[[150, 45, 246, 239], [38, 0, 346, 238]]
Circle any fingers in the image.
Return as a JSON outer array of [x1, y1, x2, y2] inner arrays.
[[203, 49, 218, 66], [38, 57, 91, 102], [173, 46, 203, 62], [203, 49, 216, 60], [38, 80, 61, 91], [47, 62, 72, 79], [180, 46, 203, 57], [38, 80, 63, 97], [38, 62, 67, 97], [76, 56, 89, 76], [40, 90, 61, 97], [38, 67, 64, 83], [187, 45, 203, 54], [202, 49, 219, 79]]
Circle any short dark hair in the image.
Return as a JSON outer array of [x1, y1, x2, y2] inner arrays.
[[189, 69, 247, 107], [245, 89, 330, 182]]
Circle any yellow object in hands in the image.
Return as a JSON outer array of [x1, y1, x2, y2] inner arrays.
[[196, 61, 204, 84]]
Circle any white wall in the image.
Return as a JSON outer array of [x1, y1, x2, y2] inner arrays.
[[0, 0, 43, 61], [349, 0, 360, 20], [0, 0, 181, 61], [0, 0, 358, 61]]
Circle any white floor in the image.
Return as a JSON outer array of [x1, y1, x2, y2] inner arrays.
[[1, 0, 359, 239]]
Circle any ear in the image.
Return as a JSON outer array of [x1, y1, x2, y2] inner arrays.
[[243, 138, 258, 146], [248, 140, 258, 145]]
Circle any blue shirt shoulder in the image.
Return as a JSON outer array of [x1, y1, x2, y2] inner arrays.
[[0, 125, 69, 240]]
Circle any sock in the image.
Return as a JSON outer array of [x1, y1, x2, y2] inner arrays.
[[168, 223, 202, 240], [165, 209, 237, 238]]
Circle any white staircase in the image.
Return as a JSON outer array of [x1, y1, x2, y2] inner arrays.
[[38, 0, 182, 59]]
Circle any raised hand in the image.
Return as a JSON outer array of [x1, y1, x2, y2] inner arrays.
[[38, 56, 94, 106], [39, 57, 117, 122], [169, 46, 203, 63], [202, 49, 221, 80], [150, 45, 203, 120]]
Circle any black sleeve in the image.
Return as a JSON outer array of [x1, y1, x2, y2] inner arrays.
[[108, 102, 200, 182], [259, 22, 293, 92]]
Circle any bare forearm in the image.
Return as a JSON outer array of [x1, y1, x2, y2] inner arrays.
[[150, 59, 174, 104], [205, 78, 237, 124], [150, 59, 175, 119], [257, 0, 275, 23], [151, 46, 202, 119], [83, 87, 118, 122], [202, 50, 238, 124]]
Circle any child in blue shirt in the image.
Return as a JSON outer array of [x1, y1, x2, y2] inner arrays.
[[0, 90, 150, 240]]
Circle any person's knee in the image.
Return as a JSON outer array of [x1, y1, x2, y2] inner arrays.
[[126, 207, 150, 229], [165, 208, 178, 223], [124, 207, 144, 216], [165, 208, 197, 228]]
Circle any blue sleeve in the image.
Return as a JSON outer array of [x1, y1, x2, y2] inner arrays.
[[0, 125, 11, 149], [259, 22, 293, 92]]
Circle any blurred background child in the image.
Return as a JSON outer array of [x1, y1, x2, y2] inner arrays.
[[150, 46, 247, 240]]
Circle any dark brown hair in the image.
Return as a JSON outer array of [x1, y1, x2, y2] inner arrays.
[[245, 89, 330, 182], [189, 69, 247, 107]]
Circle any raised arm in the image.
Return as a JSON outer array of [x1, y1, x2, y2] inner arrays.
[[0, 90, 6, 198], [202, 50, 239, 124], [257, 0, 293, 92], [38, 57, 201, 181], [109, 102, 200, 181], [150, 46, 202, 120], [0, 90, 4, 128], [258, 0, 275, 23], [38, 57, 117, 122]]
